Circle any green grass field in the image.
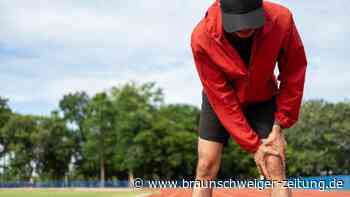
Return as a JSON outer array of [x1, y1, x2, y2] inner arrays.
[[0, 189, 151, 197]]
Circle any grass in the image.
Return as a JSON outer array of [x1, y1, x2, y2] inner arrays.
[[0, 189, 151, 197]]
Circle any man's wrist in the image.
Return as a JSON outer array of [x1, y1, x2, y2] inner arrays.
[[273, 119, 282, 128], [273, 119, 283, 134], [251, 140, 263, 155]]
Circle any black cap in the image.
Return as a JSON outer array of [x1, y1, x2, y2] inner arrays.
[[220, 0, 265, 33]]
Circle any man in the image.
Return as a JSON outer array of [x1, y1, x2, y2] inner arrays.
[[190, 0, 307, 196]]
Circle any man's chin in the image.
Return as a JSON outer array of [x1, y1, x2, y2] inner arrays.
[[235, 31, 255, 38], [236, 32, 253, 38]]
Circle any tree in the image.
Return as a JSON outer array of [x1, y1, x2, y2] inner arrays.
[[110, 82, 163, 181], [1, 115, 38, 181], [0, 97, 12, 153], [126, 103, 199, 180], [58, 91, 90, 178], [82, 92, 117, 186], [0, 97, 12, 180], [0, 97, 12, 129], [285, 100, 350, 176], [34, 111, 75, 181]]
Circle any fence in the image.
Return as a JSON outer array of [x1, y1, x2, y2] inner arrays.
[[0, 176, 349, 190], [0, 180, 129, 188]]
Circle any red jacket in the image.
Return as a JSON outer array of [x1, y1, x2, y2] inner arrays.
[[191, 0, 307, 153]]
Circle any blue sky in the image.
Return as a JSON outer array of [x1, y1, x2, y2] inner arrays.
[[0, 0, 349, 116]]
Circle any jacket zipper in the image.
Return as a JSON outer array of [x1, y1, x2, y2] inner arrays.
[[245, 32, 260, 102], [214, 33, 259, 102]]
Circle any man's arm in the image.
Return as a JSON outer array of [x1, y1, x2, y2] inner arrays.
[[191, 43, 261, 153], [275, 14, 307, 129]]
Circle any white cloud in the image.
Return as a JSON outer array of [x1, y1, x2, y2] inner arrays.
[[0, 0, 349, 115], [0, 0, 210, 50]]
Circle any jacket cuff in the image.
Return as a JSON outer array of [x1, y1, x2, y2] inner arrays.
[[248, 140, 262, 154], [274, 119, 282, 128], [275, 112, 291, 129]]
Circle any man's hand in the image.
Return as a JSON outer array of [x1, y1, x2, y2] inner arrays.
[[253, 144, 280, 179], [264, 124, 287, 170]]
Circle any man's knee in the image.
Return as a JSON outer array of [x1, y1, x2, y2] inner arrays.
[[266, 155, 285, 180], [196, 138, 223, 180], [196, 157, 220, 180]]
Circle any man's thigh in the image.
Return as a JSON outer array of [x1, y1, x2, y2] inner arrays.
[[197, 137, 224, 162], [244, 97, 277, 139], [199, 91, 276, 142], [198, 91, 230, 145]]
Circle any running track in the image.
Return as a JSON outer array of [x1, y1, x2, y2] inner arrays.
[[146, 188, 350, 197]]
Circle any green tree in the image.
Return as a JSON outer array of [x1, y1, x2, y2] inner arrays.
[[0, 97, 12, 130], [110, 82, 163, 180], [58, 91, 90, 178], [82, 92, 117, 186], [126, 103, 199, 180], [286, 100, 350, 176], [34, 111, 75, 181], [0, 97, 12, 152], [0, 97, 12, 180], [1, 115, 37, 181]]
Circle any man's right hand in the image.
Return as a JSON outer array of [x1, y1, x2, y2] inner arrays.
[[253, 144, 280, 179]]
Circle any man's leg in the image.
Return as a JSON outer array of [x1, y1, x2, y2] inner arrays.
[[265, 153, 291, 197], [192, 137, 224, 197], [263, 132, 290, 197], [244, 98, 291, 196]]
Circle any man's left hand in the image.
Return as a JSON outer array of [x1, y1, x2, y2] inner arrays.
[[263, 124, 287, 169]]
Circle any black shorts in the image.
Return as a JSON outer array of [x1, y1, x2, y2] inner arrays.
[[199, 91, 276, 145]]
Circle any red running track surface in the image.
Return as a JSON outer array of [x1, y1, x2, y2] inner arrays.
[[146, 188, 350, 197]]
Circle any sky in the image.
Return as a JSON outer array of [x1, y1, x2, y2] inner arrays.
[[0, 0, 349, 116]]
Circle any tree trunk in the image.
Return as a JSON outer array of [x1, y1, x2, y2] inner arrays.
[[100, 155, 105, 187], [128, 169, 134, 183]]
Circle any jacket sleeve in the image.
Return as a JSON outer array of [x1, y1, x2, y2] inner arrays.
[[191, 44, 262, 153], [275, 14, 307, 129]]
